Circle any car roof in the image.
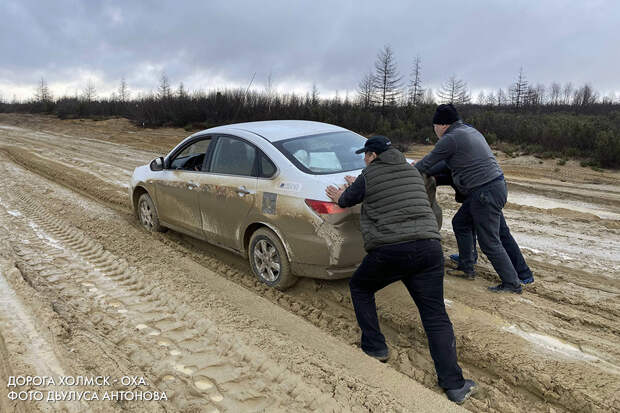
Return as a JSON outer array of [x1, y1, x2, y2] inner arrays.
[[197, 120, 348, 142]]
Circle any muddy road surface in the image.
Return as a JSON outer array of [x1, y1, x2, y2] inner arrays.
[[0, 114, 619, 413]]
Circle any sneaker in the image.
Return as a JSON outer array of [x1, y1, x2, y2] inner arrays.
[[488, 283, 522, 294], [520, 275, 535, 285], [362, 348, 389, 363], [449, 253, 478, 265], [447, 269, 476, 280], [445, 379, 477, 404]]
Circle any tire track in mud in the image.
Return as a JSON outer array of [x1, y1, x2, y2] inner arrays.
[[0, 190, 352, 413]]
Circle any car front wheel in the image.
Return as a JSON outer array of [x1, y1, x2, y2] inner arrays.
[[137, 193, 166, 232], [249, 228, 296, 290]]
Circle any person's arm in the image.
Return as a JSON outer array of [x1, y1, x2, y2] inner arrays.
[[425, 159, 449, 176], [338, 174, 365, 207], [415, 135, 457, 174], [325, 174, 365, 207]]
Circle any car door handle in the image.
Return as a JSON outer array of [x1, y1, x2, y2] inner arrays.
[[236, 186, 250, 195]]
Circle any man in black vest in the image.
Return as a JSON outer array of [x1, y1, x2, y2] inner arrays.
[[325, 136, 476, 405], [415, 104, 531, 293]]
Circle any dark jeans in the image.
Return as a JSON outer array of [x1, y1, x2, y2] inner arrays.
[[459, 229, 479, 266], [452, 178, 526, 287], [459, 221, 532, 280], [430, 162, 531, 279], [349, 239, 465, 390]]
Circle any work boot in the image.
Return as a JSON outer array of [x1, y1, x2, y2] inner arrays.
[[447, 268, 476, 280], [362, 347, 389, 363], [445, 379, 477, 404], [519, 275, 535, 285], [488, 283, 522, 294], [449, 253, 478, 266]]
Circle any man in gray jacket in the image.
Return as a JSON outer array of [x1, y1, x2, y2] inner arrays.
[[325, 136, 476, 405], [416, 104, 531, 293]]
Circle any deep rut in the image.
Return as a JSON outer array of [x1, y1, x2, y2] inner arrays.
[[0, 188, 350, 413]]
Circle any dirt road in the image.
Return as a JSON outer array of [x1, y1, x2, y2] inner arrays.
[[0, 114, 618, 412]]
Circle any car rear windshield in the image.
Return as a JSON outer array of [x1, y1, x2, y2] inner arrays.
[[274, 131, 367, 174]]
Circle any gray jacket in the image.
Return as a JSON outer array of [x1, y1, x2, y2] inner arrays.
[[416, 120, 503, 196]]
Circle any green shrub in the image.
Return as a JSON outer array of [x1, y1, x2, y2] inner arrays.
[[524, 144, 545, 155], [485, 132, 498, 145], [540, 151, 555, 159], [594, 130, 620, 168]]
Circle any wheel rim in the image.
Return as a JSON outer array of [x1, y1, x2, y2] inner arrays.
[[253, 239, 280, 282], [139, 199, 155, 230]]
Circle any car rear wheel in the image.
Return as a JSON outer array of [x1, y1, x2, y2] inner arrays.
[[137, 193, 166, 232], [249, 228, 296, 290]]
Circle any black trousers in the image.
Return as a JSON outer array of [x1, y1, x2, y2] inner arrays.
[[349, 238, 465, 390]]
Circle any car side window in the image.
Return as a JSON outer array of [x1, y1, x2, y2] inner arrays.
[[170, 138, 212, 171], [259, 153, 276, 178], [210, 136, 257, 176]]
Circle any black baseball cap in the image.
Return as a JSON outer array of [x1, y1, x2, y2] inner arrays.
[[355, 135, 392, 154]]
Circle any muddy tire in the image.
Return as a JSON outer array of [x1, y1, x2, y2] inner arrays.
[[249, 228, 297, 290], [137, 193, 166, 233]]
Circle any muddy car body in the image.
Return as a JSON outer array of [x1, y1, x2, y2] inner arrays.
[[130, 120, 368, 288]]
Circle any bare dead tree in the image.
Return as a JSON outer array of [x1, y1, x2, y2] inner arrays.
[[35, 77, 52, 103], [357, 71, 375, 109], [549, 82, 561, 105], [158, 73, 172, 100], [562, 82, 573, 105], [265, 71, 274, 99], [177, 82, 188, 99], [82, 79, 97, 102], [407, 55, 424, 106], [437, 75, 470, 104], [372, 45, 403, 112], [525, 83, 546, 105], [311, 83, 319, 106], [572, 83, 599, 106], [118, 77, 130, 102], [476, 90, 486, 105], [534, 83, 546, 105], [497, 88, 508, 105], [509, 67, 528, 107], [485, 91, 497, 105]]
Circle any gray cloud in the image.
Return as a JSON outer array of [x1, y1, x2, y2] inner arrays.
[[1, 0, 619, 99]]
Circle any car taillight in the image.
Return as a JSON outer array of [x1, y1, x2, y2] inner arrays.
[[305, 199, 346, 214]]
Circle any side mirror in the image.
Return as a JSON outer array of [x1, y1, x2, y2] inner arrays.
[[150, 157, 165, 171]]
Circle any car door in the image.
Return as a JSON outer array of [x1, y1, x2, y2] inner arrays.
[[198, 135, 258, 249], [154, 136, 212, 238]]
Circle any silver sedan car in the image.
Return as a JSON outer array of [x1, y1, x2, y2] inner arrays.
[[129, 120, 368, 289]]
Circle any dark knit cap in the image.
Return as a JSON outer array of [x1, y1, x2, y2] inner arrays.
[[432, 104, 459, 125]]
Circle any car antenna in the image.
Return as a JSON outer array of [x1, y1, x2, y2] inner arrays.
[[233, 72, 256, 121]]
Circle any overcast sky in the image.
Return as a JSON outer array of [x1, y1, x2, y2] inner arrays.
[[1, 0, 619, 101]]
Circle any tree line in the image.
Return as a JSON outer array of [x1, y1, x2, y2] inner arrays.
[[1, 47, 619, 168]]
